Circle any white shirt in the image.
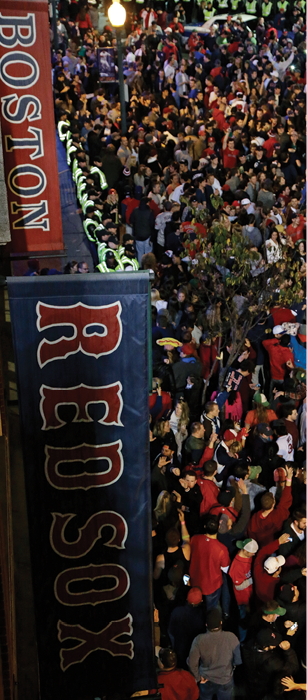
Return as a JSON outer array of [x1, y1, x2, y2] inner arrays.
[[212, 177, 222, 196], [265, 238, 282, 264], [290, 522, 305, 541], [276, 433, 294, 462], [169, 184, 184, 204], [165, 64, 176, 80]]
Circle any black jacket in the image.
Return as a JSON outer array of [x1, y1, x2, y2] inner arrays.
[[241, 642, 299, 699], [130, 200, 155, 242], [101, 152, 123, 188]]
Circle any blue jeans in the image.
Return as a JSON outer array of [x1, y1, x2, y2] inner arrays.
[[135, 238, 152, 264], [204, 586, 222, 612], [221, 572, 231, 615], [199, 678, 233, 700], [238, 604, 247, 643]]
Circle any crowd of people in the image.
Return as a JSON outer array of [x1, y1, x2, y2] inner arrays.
[[51, 2, 306, 698]]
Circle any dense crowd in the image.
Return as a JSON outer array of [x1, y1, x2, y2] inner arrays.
[[51, 2, 306, 698]]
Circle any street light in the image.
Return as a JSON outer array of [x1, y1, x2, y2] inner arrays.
[[108, 0, 127, 135], [108, 0, 126, 26]]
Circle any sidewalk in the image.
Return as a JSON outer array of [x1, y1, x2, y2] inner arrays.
[[56, 134, 94, 271]]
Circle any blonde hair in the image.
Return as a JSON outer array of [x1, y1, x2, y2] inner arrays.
[[153, 419, 168, 439], [154, 491, 172, 521], [229, 440, 243, 456], [175, 399, 190, 431], [151, 288, 160, 305]]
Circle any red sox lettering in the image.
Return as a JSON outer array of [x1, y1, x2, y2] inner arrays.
[[36, 301, 122, 367], [37, 300, 134, 669], [0, 11, 62, 243], [39, 383, 123, 430]]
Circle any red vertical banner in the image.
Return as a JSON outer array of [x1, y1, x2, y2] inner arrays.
[[0, 0, 63, 252]]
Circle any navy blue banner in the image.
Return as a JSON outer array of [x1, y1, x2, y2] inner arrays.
[[8, 274, 155, 700]]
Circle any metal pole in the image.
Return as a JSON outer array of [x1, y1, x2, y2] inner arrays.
[[116, 28, 127, 136], [50, 0, 58, 52]]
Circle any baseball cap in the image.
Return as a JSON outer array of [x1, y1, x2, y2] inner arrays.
[[107, 234, 119, 245], [264, 555, 285, 574], [257, 423, 273, 439], [262, 602, 286, 616], [236, 538, 259, 553], [273, 325, 286, 335], [218, 486, 235, 506], [207, 608, 222, 630], [254, 392, 270, 407], [278, 584, 296, 604], [181, 343, 195, 356], [208, 137, 215, 142], [232, 200, 240, 207], [256, 629, 282, 648], [249, 465, 262, 479], [187, 587, 203, 605], [273, 466, 287, 482], [223, 430, 236, 442]]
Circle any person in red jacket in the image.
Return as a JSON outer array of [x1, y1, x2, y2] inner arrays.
[[149, 378, 172, 422], [190, 514, 230, 610], [191, 432, 218, 479], [222, 129, 239, 170], [247, 466, 293, 548], [253, 533, 291, 603], [197, 459, 219, 516], [121, 190, 140, 229], [229, 538, 259, 641], [76, 7, 93, 40], [209, 486, 238, 523], [199, 335, 219, 380], [169, 17, 184, 34], [262, 334, 294, 399], [270, 306, 297, 326], [157, 648, 199, 700], [286, 215, 305, 244], [188, 30, 203, 51]]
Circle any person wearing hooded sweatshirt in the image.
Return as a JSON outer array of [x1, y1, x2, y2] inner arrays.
[[157, 648, 199, 700], [229, 538, 259, 641], [262, 333, 295, 399], [253, 533, 291, 603], [241, 627, 299, 700], [247, 467, 293, 547], [172, 345, 202, 399], [130, 196, 155, 263]]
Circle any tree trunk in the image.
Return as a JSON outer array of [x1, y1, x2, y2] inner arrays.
[[201, 336, 222, 405]]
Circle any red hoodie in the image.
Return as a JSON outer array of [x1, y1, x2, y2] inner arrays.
[[254, 538, 282, 603], [157, 668, 199, 700], [247, 485, 292, 547], [122, 196, 139, 225], [270, 307, 297, 325], [197, 478, 219, 516], [262, 338, 294, 380], [190, 445, 214, 480], [212, 107, 228, 132], [199, 340, 219, 379], [263, 135, 278, 158]]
